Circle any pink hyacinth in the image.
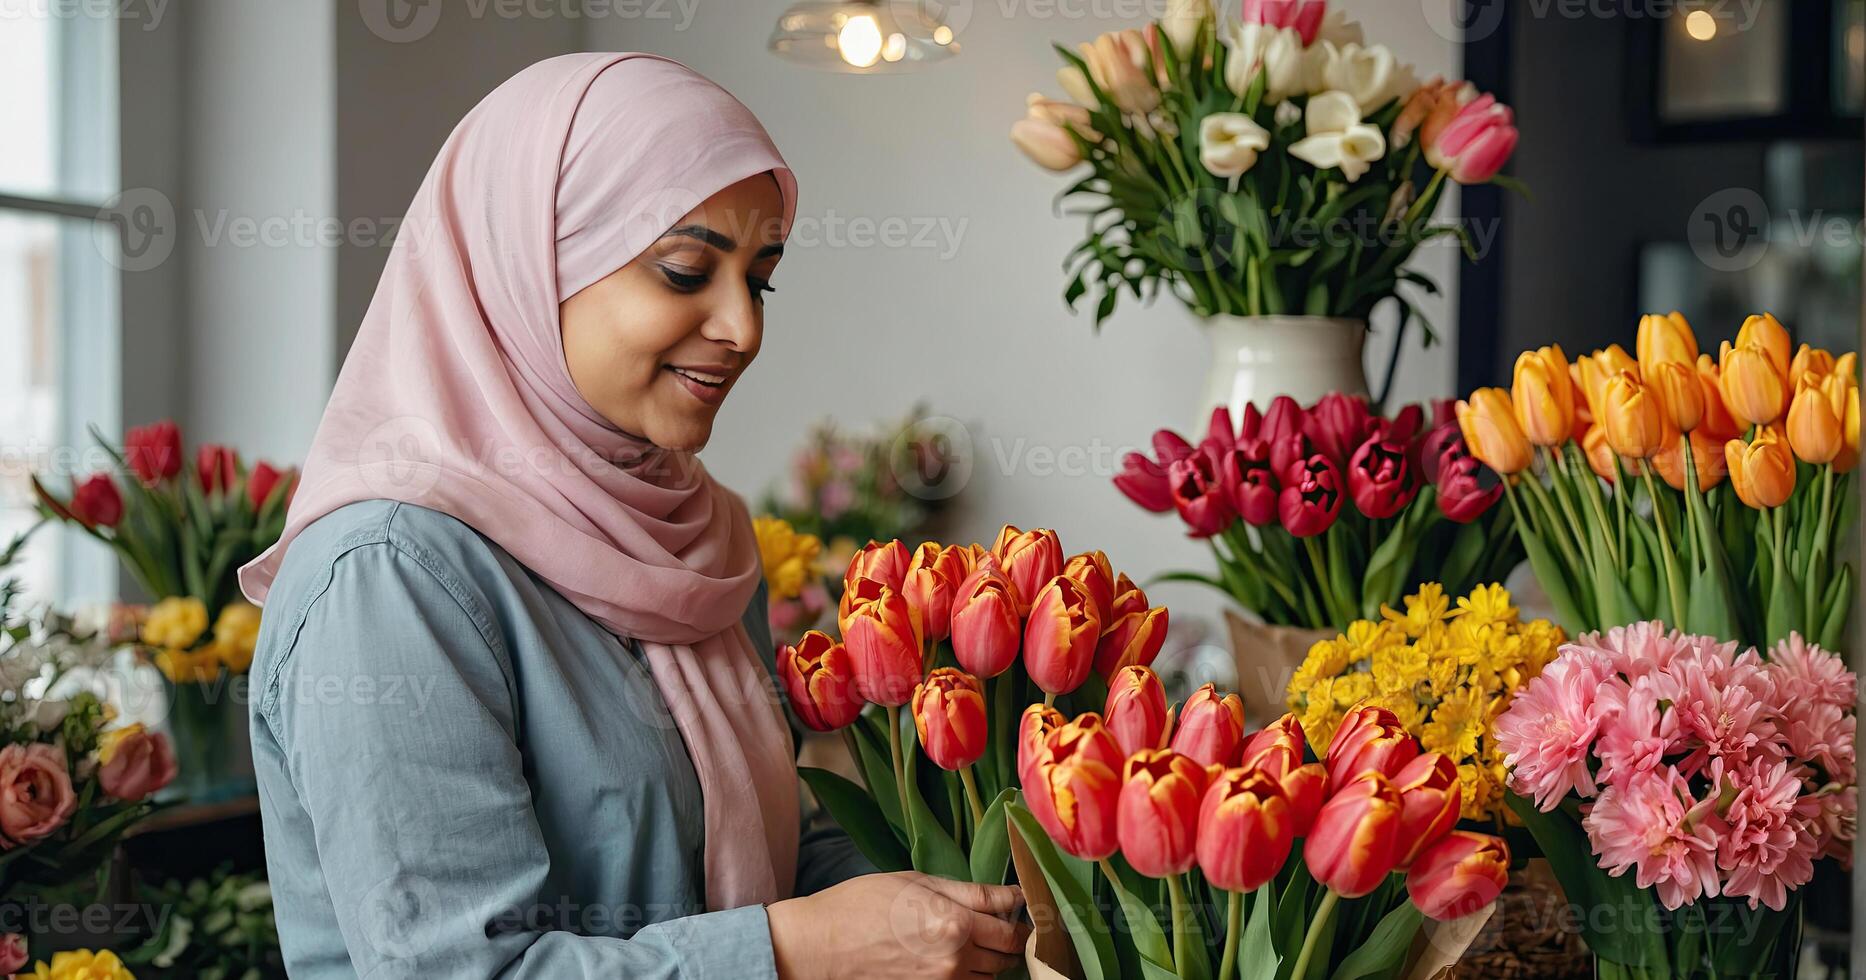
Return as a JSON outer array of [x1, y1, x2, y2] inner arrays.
[[1494, 655, 1608, 809], [1717, 758, 1823, 911], [1664, 656, 1780, 778], [1766, 633, 1857, 708], [1241, 0, 1326, 45], [1429, 94, 1519, 185], [1583, 766, 1722, 910], [1779, 699, 1856, 785], [1592, 677, 1677, 788]]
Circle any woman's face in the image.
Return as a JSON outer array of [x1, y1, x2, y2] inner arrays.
[[560, 174, 786, 453]]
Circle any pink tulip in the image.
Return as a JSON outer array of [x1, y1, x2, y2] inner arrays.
[[1241, 0, 1326, 46], [1432, 94, 1518, 184]]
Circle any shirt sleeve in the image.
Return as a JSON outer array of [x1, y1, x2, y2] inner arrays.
[[256, 539, 777, 979]]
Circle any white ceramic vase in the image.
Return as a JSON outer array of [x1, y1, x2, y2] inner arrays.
[[1198, 314, 1369, 426]]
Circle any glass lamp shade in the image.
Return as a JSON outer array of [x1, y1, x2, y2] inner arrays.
[[769, 0, 960, 73]]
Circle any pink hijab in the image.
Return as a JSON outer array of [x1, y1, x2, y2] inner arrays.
[[238, 52, 800, 910]]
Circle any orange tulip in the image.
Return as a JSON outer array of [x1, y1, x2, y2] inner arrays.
[[1104, 665, 1173, 757], [1826, 374, 1861, 473], [950, 565, 1023, 678], [1280, 761, 1328, 837], [1238, 713, 1306, 778], [1023, 736, 1121, 862], [1790, 344, 1837, 392], [1647, 360, 1705, 433], [1653, 429, 1727, 493], [1696, 354, 1741, 439], [1720, 342, 1788, 426], [1736, 313, 1792, 379], [1567, 363, 1593, 440], [1118, 749, 1215, 878], [1024, 575, 1102, 695], [1637, 312, 1699, 376], [1061, 551, 1115, 623], [844, 538, 910, 594], [842, 583, 922, 706], [1511, 345, 1574, 446], [1406, 831, 1511, 921], [1093, 605, 1169, 676], [1196, 766, 1294, 893], [1725, 430, 1796, 509], [1580, 424, 1617, 482], [1325, 704, 1420, 794], [1306, 772, 1403, 897], [1602, 371, 1673, 460], [991, 525, 1063, 615], [1170, 683, 1246, 768], [903, 542, 969, 644], [1788, 381, 1843, 465], [913, 668, 989, 771], [1393, 753, 1461, 868], [1016, 703, 1068, 779], [1455, 388, 1533, 475], [778, 630, 863, 732]]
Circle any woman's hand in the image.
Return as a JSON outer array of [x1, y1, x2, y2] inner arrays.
[[768, 871, 1028, 979]]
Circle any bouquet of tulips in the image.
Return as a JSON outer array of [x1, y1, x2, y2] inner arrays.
[[1011, 0, 1520, 334], [1494, 624, 1856, 979], [776, 527, 1170, 882], [1116, 396, 1519, 631], [1011, 685, 1509, 979], [33, 421, 296, 687], [1457, 313, 1858, 650]]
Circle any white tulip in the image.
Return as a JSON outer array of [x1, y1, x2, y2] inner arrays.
[[1222, 22, 1308, 104], [1057, 65, 1098, 107], [1199, 113, 1272, 178], [1316, 10, 1363, 47], [1274, 100, 1304, 129], [1161, 0, 1210, 56], [1289, 90, 1389, 182], [1304, 42, 1417, 114]]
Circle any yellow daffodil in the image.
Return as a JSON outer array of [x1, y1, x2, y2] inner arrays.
[[140, 597, 207, 651], [25, 949, 136, 980], [753, 516, 824, 602]]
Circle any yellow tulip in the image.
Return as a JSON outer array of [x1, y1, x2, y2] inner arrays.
[[1789, 344, 1836, 392], [1835, 351, 1858, 383], [1735, 314, 1792, 380], [1696, 354, 1741, 439], [1787, 381, 1843, 465], [1602, 372, 1673, 460], [1456, 388, 1533, 475], [1719, 342, 1788, 426], [23, 950, 136, 980], [1511, 345, 1574, 447], [1636, 312, 1698, 376], [1724, 430, 1796, 509], [1647, 360, 1704, 433]]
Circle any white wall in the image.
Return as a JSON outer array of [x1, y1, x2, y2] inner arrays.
[[585, 2, 1464, 628]]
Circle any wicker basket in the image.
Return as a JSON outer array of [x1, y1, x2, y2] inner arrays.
[[1438, 859, 1590, 979]]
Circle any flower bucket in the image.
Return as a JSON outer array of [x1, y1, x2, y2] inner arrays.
[[1222, 610, 1333, 726], [1199, 315, 1367, 430], [158, 675, 256, 804]]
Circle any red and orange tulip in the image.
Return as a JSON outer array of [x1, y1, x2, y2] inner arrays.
[[902, 543, 969, 644], [1325, 704, 1420, 793], [992, 525, 1064, 615], [1170, 684, 1246, 768], [1024, 575, 1103, 695], [1062, 550, 1116, 623], [1117, 750, 1214, 878], [1104, 665, 1172, 757], [1196, 766, 1294, 893], [1017, 703, 1068, 779], [1392, 753, 1461, 868], [1279, 761, 1328, 838], [1093, 605, 1169, 677], [1024, 720, 1123, 862], [1406, 831, 1511, 921], [1238, 713, 1305, 777], [844, 538, 910, 594], [950, 564, 1023, 678], [777, 631, 862, 732], [912, 668, 989, 771], [841, 583, 922, 707], [1305, 772, 1404, 898]]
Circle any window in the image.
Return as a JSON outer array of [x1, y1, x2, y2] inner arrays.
[[0, 10, 120, 608]]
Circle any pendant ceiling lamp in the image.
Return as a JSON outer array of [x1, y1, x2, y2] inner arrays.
[[769, 0, 960, 73]]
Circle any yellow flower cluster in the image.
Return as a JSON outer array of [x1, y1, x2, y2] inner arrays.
[[753, 516, 824, 602], [141, 597, 262, 684], [1286, 583, 1564, 822], [24, 949, 135, 980]]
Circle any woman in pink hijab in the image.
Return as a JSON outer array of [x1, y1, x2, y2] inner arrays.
[[238, 53, 1023, 978]]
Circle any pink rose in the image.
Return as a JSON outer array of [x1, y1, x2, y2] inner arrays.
[[99, 730, 179, 803], [0, 933, 25, 973], [0, 744, 76, 848]]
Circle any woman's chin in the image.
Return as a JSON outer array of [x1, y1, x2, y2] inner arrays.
[[644, 415, 716, 454]]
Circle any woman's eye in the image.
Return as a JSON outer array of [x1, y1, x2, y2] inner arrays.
[[660, 266, 708, 291]]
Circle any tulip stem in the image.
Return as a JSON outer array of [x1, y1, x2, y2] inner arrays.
[[1638, 461, 1688, 628], [1290, 889, 1340, 980], [1043, 691, 1056, 709], [1166, 872, 1190, 975], [1218, 890, 1243, 980], [959, 765, 986, 829], [886, 705, 913, 837]]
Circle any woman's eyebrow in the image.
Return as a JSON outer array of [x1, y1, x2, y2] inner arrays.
[[662, 225, 736, 251]]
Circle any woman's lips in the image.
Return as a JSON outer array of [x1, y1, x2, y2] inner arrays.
[[667, 365, 729, 406]]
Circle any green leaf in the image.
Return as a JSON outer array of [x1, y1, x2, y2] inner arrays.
[[1506, 794, 1669, 969], [1507, 497, 1589, 633], [1238, 886, 1280, 980], [1008, 802, 1121, 980], [800, 768, 910, 872], [848, 713, 905, 835], [1819, 563, 1853, 651], [1102, 864, 1172, 968], [969, 788, 1017, 885], [1327, 901, 1422, 980], [903, 737, 970, 881]]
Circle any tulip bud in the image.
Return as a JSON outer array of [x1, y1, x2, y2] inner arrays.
[[1736, 313, 1792, 379], [1017, 703, 1068, 779], [1280, 761, 1328, 837], [1307, 773, 1404, 897], [1636, 312, 1698, 377], [1788, 381, 1843, 465], [1325, 704, 1420, 794], [1581, 424, 1617, 483], [1278, 453, 1345, 538], [1393, 753, 1461, 868], [842, 584, 923, 707], [1118, 750, 1214, 878], [1062, 551, 1116, 624], [992, 525, 1064, 615], [1105, 665, 1173, 756], [1025, 575, 1103, 696], [1455, 388, 1532, 475], [1406, 831, 1511, 920], [1602, 372, 1673, 460], [1196, 766, 1295, 892], [1695, 354, 1741, 439], [1433, 441, 1504, 523], [1511, 346, 1574, 447], [1263, 396, 1313, 482], [1057, 64, 1098, 107], [1025, 715, 1124, 861], [778, 631, 863, 732], [1725, 430, 1797, 509], [247, 461, 294, 512], [196, 444, 238, 497], [125, 420, 184, 486], [1647, 360, 1705, 433], [913, 668, 989, 771], [1170, 452, 1237, 538], [67, 474, 124, 529], [845, 538, 911, 594], [1108, 573, 1150, 622], [903, 543, 967, 644], [1094, 605, 1169, 677], [1170, 684, 1246, 768], [1238, 713, 1306, 778], [950, 565, 1023, 678], [1720, 342, 1789, 426]]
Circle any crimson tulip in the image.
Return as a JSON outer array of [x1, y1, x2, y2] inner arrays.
[[1170, 684, 1245, 768], [1024, 575, 1101, 696], [1280, 761, 1328, 837], [69, 474, 123, 529], [1347, 433, 1418, 520], [1115, 451, 1175, 513], [1305, 393, 1378, 467], [1169, 451, 1234, 538], [1104, 665, 1172, 756], [912, 668, 988, 771], [1196, 766, 1294, 893], [124, 420, 182, 485], [1218, 442, 1278, 527], [1393, 752, 1461, 868], [842, 584, 922, 707], [1325, 704, 1420, 793], [1306, 772, 1403, 897], [950, 565, 1022, 678], [991, 525, 1063, 615], [1278, 454, 1344, 538], [1263, 396, 1311, 481], [1118, 750, 1213, 878], [903, 543, 969, 644], [247, 461, 294, 512], [1017, 703, 1067, 779], [778, 631, 862, 732], [1433, 439, 1503, 523], [1407, 831, 1511, 920], [196, 444, 238, 497], [1061, 550, 1115, 623], [1417, 422, 1462, 484], [1093, 605, 1168, 677]]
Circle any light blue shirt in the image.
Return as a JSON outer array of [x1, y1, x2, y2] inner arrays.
[[249, 499, 870, 978]]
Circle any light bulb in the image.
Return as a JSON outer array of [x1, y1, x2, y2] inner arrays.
[[882, 32, 907, 62], [1685, 10, 1717, 41], [838, 14, 884, 68]]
